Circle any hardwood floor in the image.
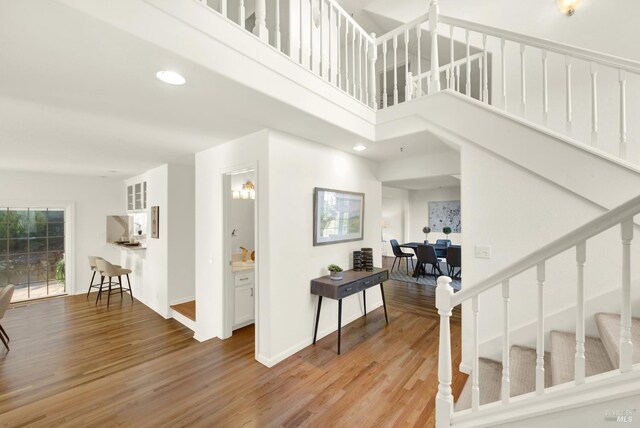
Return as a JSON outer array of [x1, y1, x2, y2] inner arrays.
[[171, 300, 196, 321], [0, 261, 464, 427]]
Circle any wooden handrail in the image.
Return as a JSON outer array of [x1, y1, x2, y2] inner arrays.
[[451, 194, 640, 307]]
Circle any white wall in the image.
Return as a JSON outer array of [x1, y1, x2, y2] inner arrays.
[[407, 186, 461, 245], [382, 186, 409, 255], [0, 170, 121, 296], [195, 128, 383, 367]]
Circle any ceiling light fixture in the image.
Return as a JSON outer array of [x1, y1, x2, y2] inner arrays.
[[556, 0, 581, 16], [156, 70, 186, 85], [353, 145, 367, 151]]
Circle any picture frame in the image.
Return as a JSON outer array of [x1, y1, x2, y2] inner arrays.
[[313, 187, 365, 246], [151, 206, 160, 239]]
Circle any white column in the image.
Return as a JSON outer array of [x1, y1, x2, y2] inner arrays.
[[536, 262, 545, 395], [369, 34, 377, 109], [435, 276, 454, 428], [575, 242, 586, 385], [620, 219, 633, 372], [565, 56, 573, 135], [471, 295, 480, 411], [253, 0, 269, 42], [429, 0, 440, 92], [590, 62, 599, 146], [501, 280, 511, 403], [619, 69, 628, 159]]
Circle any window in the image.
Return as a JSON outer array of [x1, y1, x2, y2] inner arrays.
[[0, 208, 66, 302]]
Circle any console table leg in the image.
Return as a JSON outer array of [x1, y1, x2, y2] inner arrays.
[[363, 289, 367, 316], [380, 283, 389, 324], [313, 296, 323, 344], [338, 299, 343, 354]]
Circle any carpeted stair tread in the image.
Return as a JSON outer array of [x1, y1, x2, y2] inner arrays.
[[550, 331, 615, 386], [595, 313, 640, 368], [455, 358, 502, 411], [509, 345, 551, 397]]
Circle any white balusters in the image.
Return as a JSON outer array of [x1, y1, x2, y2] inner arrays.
[[455, 64, 461, 92], [620, 219, 633, 373], [345, 24, 350, 94], [253, 0, 268, 42], [364, 36, 369, 103], [542, 50, 548, 125], [465, 29, 471, 96], [393, 35, 399, 105], [575, 242, 586, 385], [472, 295, 480, 411], [370, 35, 377, 108], [382, 41, 388, 108], [435, 276, 454, 428], [482, 34, 488, 103], [565, 56, 573, 134], [501, 280, 510, 403], [590, 62, 598, 146], [352, 26, 356, 96], [238, 0, 245, 28], [416, 24, 422, 97], [275, 0, 281, 51], [619, 69, 628, 159], [336, 9, 341, 87], [358, 33, 363, 102], [404, 29, 410, 101], [318, 0, 324, 79], [520, 44, 526, 117], [449, 26, 455, 90], [477, 58, 482, 100], [429, 0, 440, 93], [536, 262, 545, 395], [501, 39, 507, 110], [220, 0, 227, 17], [309, 0, 314, 71]]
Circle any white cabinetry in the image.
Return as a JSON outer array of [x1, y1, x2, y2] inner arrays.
[[126, 180, 147, 212], [233, 271, 255, 328]]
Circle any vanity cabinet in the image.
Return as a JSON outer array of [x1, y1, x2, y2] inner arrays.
[[233, 271, 255, 328], [127, 180, 147, 212]]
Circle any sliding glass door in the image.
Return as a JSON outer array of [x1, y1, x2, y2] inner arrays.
[[0, 208, 66, 302]]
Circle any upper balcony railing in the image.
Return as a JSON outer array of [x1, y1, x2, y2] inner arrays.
[[197, 0, 640, 165]]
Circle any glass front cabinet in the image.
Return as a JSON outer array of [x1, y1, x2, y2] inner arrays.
[[126, 180, 147, 212]]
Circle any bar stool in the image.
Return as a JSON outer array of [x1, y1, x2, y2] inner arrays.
[[95, 259, 133, 308], [87, 256, 123, 299]]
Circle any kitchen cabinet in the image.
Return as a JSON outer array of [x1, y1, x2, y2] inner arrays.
[[233, 271, 255, 328], [126, 180, 147, 212]]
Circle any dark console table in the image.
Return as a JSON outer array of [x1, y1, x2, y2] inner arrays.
[[310, 267, 389, 354]]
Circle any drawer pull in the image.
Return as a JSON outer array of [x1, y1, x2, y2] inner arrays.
[[364, 280, 372, 285], [239, 276, 249, 281], [346, 287, 353, 292]]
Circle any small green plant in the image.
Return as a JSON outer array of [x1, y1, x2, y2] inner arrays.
[[443, 226, 452, 237], [55, 258, 65, 283], [328, 264, 343, 273]]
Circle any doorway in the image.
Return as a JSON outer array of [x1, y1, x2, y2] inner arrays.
[[223, 169, 257, 340]]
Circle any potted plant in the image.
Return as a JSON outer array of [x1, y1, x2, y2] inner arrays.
[[328, 264, 344, 281], [443, 226, 452, 239], [422, 226, 431, 242]]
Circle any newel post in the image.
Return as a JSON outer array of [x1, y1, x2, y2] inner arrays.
[[436, 276, 454, 428], [429, 0, 441, 92], [369, 33, 378, 110], [253, 0, 269, 42]]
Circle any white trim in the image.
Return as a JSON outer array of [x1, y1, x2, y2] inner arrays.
[[170, 296, 195, 306], [170, 308, 196, 332]]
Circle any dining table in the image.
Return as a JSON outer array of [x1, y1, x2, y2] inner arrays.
[[398, 242, 457, 278]]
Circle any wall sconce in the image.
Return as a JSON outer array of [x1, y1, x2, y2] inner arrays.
[[232, 180, 255, 200], [557, 0, 581, 16]]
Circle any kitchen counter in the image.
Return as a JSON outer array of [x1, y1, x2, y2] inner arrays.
[[110, 242, 147, 251], [232, 262, 255, 273]]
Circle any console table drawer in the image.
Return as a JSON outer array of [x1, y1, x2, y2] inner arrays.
[[337, 281, 366, 299]]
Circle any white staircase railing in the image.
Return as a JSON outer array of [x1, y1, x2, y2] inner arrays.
[[197, 0, 640, 164], [435, 194, 640, 427]]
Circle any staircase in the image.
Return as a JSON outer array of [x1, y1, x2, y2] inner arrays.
[[456, 313, 639, 410]]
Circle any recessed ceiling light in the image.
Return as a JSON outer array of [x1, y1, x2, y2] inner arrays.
[[353, 145, 367, 151], [107, 170, 118, 174], [156, 70, 186, 86]]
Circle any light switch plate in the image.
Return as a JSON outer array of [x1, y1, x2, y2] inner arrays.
[[475, 246, 491, 259]]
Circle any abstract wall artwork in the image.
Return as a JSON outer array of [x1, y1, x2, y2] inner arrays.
[[428, 200, 461, 233]]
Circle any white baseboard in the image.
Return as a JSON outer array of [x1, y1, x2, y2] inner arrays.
[[256, 301, 383, 368], [459, 362, 472, 374], [170, 296, 196, 306]]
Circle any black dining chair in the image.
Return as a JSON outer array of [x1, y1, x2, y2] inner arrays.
[[447, 245, 462, 279], [390, 239, 414, 273], [416, 244, 443, 283]]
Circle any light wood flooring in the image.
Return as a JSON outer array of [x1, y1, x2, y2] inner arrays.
[[0, 258, 464, 427], [171, 300, 196, 321]]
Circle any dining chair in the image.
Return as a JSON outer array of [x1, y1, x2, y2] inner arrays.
[[416, 245, 443, 283], [390, 239, 414, 274], [447, 246, 462, 279], [435, 239, 452, 247], [0, 285, 15, 351], [95, 259, 133, 308]]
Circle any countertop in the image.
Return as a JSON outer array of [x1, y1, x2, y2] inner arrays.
[[110, 242, 147, 251]]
